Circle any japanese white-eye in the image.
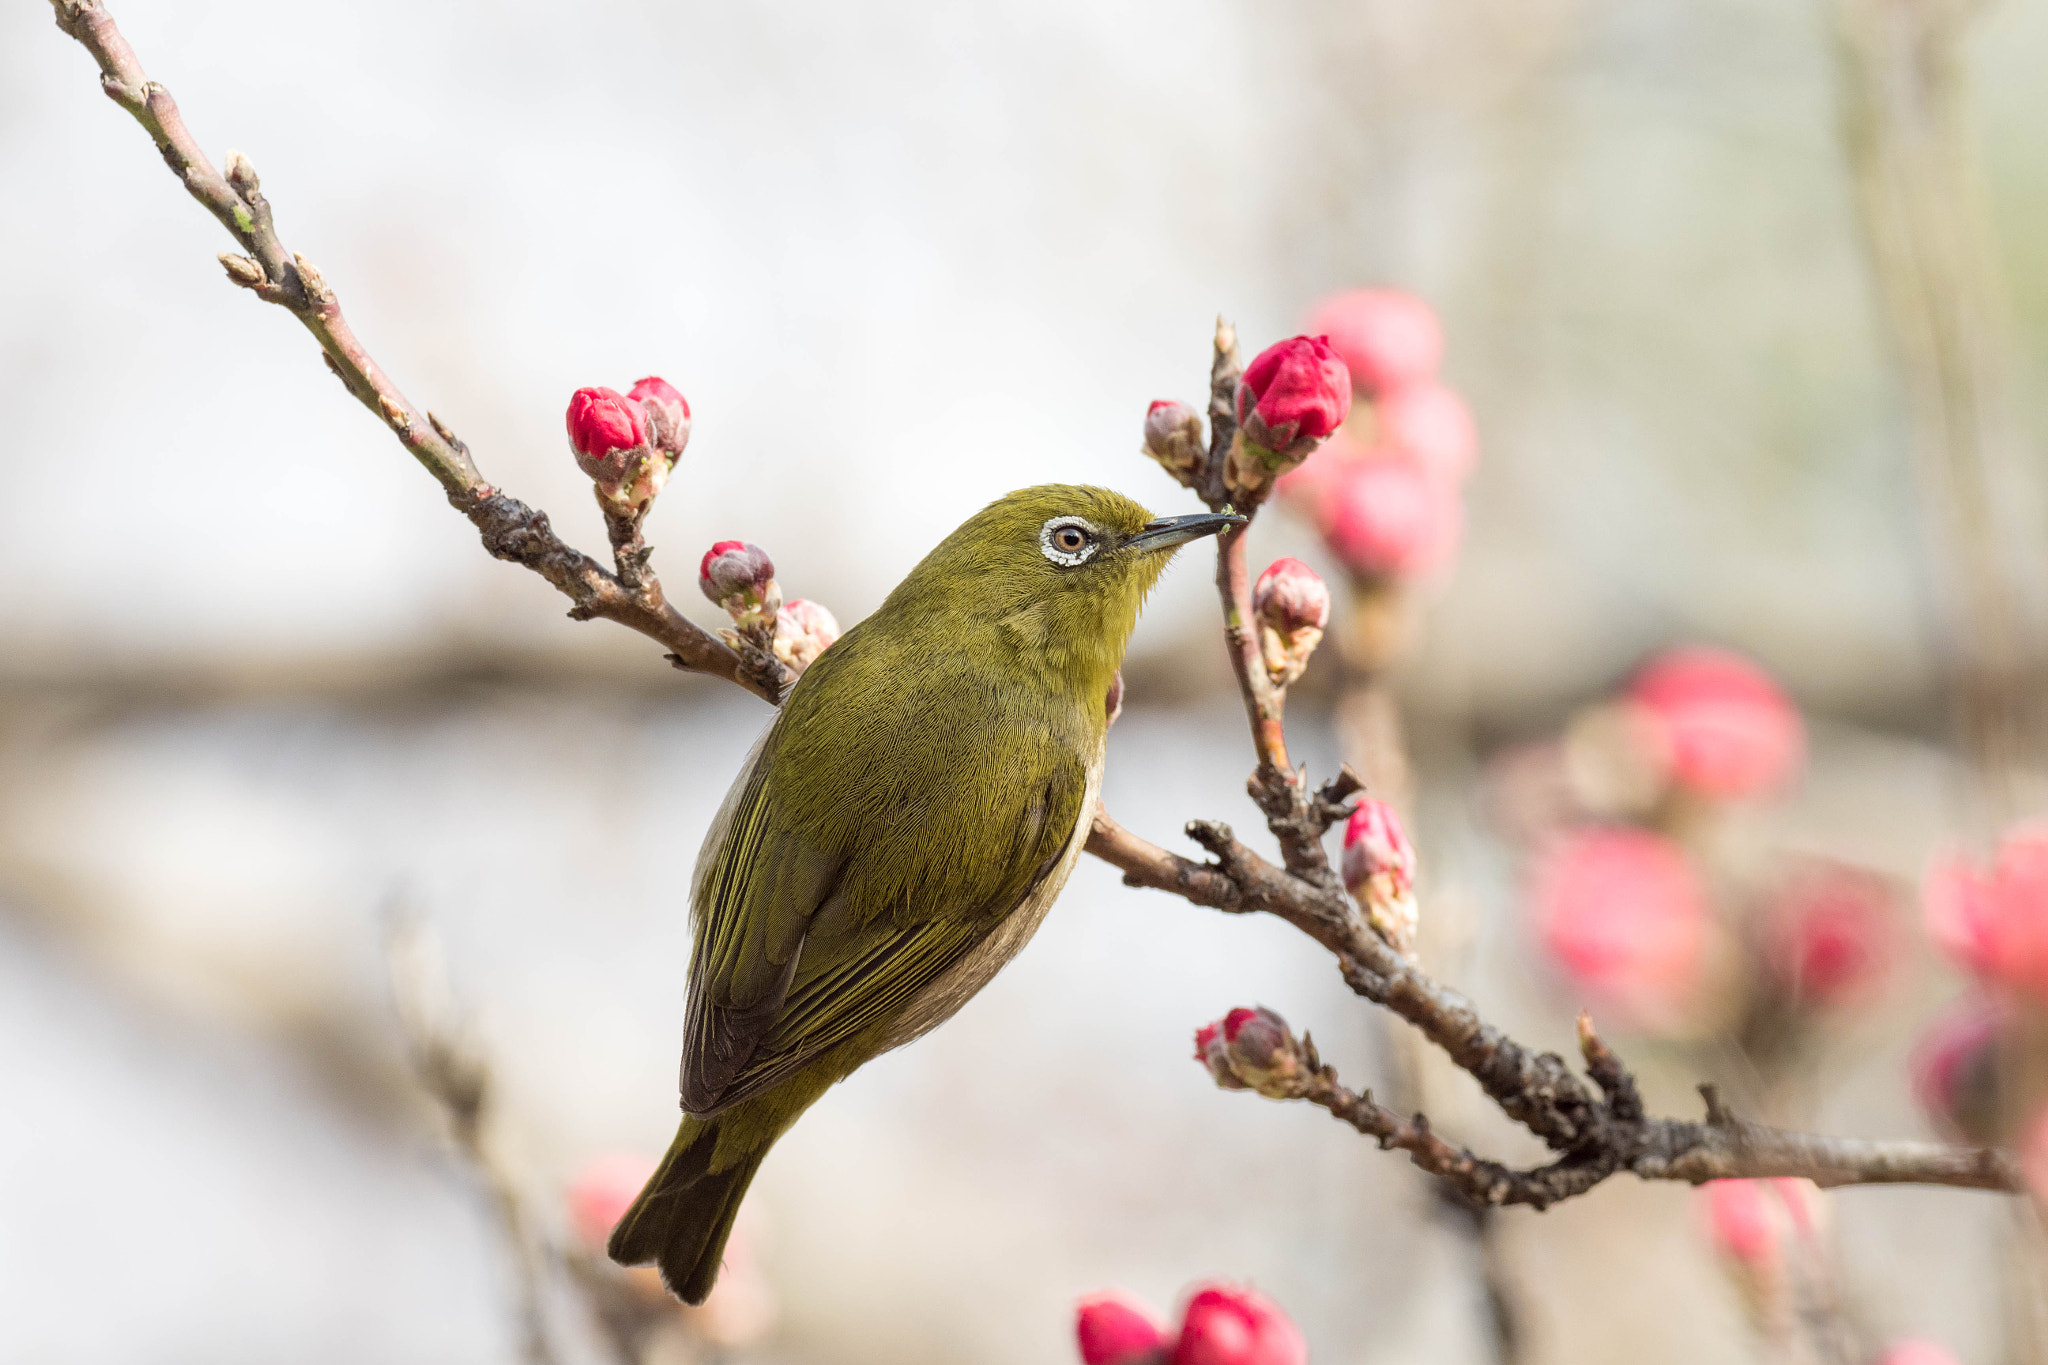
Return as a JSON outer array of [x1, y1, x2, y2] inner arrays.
[[607, 485, 1240, 1302]]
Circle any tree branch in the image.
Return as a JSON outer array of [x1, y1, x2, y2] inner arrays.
[[47, 0, 785, 706], [53, 0, 2023, 1210]]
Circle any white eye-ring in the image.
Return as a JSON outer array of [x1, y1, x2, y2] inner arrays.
[[1039, 516, 1101, 566]]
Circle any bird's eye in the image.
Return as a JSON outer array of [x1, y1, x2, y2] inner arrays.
[[1039, 517, 1101, 567]]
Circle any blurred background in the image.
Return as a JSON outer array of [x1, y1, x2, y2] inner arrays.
[[5, 0, 2048, 1361]]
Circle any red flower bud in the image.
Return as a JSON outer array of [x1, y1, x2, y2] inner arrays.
[[1344, 799, 1419, 955], [1877, 1343, 1964, 1365], [1924, 819, 2048, 1000], [773, 598, 841, 676], [1626, 647, 1804, 800], [1194, 1006, 1304, 1096], [1144, 400, 1209, 487], [1763, 857, 1898, 1008], [566, 1151, 659, 1249], [1910, 995, 2003, 1143], [1076, 1292, 1169, 1365], [1374, 381, 1477, 483], [1172, 1284, 1307, 1365], [1252, 558, 1329, 689], [1253, 558, 1330, 634], [1229, 335, 1352, 499], [1530, 827, 1707, 1031], [566, 385, 646, 464], [1319, 454, 1462, 580], [628, 374, 692, 458], [1306, 288, 1443, 398], [700, 540, 782, 633]]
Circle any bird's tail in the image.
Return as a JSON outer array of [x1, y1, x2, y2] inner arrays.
[[607, 1114, 770, 1306]]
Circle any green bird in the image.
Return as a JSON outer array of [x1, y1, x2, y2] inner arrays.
[[607, 484, 1240, 1302]]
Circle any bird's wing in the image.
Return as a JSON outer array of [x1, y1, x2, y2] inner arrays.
[[678, 744, 1087, 1117]]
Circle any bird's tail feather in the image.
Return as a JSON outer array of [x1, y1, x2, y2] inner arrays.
[[606, 1116, 768, 1306]]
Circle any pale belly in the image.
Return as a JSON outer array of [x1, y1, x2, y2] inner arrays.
[[874, 741, 1105, 1055]]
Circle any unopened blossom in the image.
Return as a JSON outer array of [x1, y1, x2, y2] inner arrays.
[[1374, 381, 1477, 483], [1763, 858, 1898, 1008], [1252, 558, 1329, 689], [773, 598, 841, 675], [1701, 1178, 1825, 1329], [567, 1151, 659, 1248], [1924, 819, 2048, 1001], [1227, 335, 1351, 501], [1530, 826, 1708, 1031], [1319, 453, 1461, 580], [1075, 1292, 1170, 1365], [1626, 647, 1805, 800], [628, 374, 692, 458], [1909, 995, 2003, 1143], [1144, 400, 1208, 487], [1876, 1342, 1964, 1365], [566, 385, 663, 507], [1194, 1006, 1303, 1098], [1343, 798, 1419, 956], [1172, 1284, 1308, 1365], [700, 540, 782, 633], [1306, 288, 1443, 397]]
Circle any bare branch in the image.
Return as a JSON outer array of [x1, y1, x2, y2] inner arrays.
[[1215, 1009, 2023, 1206], [48, 0, 786, 706]]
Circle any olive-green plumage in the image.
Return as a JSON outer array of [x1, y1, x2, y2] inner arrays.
[[606, 485, 1239, 1303]]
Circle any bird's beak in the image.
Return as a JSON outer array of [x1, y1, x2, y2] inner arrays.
[[1124, 511, 1248, 554]]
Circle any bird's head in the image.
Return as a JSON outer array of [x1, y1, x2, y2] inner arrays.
[[882, 484, 1243, 698]]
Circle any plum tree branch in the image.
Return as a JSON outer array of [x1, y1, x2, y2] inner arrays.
[[47, 0, 785, 705], [55, 0, 2021, 1210]]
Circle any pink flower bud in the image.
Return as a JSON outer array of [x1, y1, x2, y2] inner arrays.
[[699, 540, 782, 633], [1194, 1007, 1303, 1095], [566, 386, 659, 506], [1253, 558, 1329, 689], [1924, 820, 2048, 1000], [1144, 400, 1209, 487], [1626, 648, 1804, 800], [1910, 995, 2003, 1143], [627, 374, 692, 458], [1253, 558, 1330, 633], [1305, 288, 1444, 398], [1763, 858, 1898, 1008], [1172, 1284, 1308, 1365], [1343, 799, 1419, 956], [1319, 453, 1462, 580], [1374, 381, 1477, 483], [1530, 827, 1708, 1031], [567, 1151, 658, 1249], [773, 598, 841, 676], [1877, 1343, 1964, 1365], [1076, 1292, 1169, 1365], [1228, 335, 1352, 499], [1703, 1178, 1825, 1270]]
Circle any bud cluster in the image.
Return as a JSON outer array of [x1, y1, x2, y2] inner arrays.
[[565, 374, 692, 516], [1076, 1283, 1306, 1365], [698, 541, 842, 678], [1251, 557, 1329, 689], [1262, 289, 1475, 584], [1192, 1005, 1309, 1099], [1342, 799, 1419, 957]]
